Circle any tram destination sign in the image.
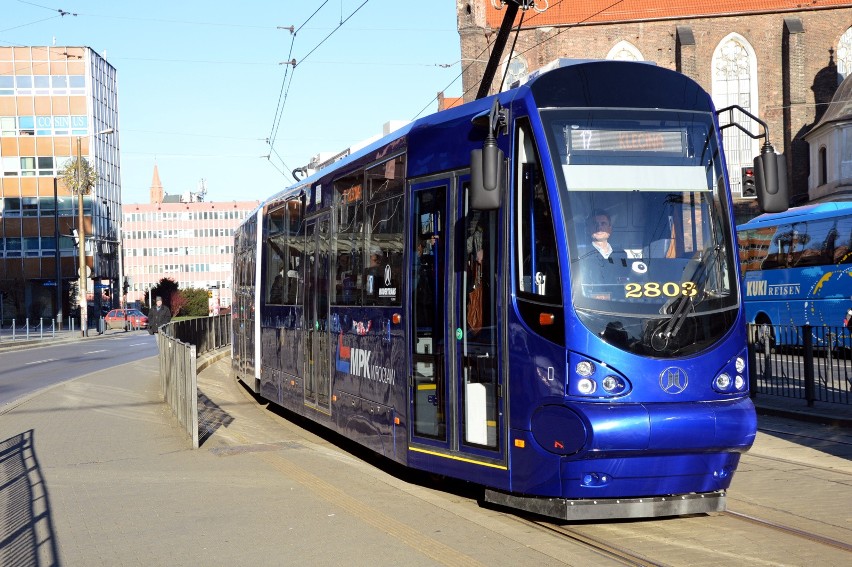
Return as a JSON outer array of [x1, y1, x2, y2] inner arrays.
[[569, 128, 685, 155]]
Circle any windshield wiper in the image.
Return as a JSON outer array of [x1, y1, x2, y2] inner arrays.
[[651, 245, 723, 352], [652, 293, 694, 351]]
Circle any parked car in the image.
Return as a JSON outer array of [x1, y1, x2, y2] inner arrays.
[[104, 309, 148, 331]]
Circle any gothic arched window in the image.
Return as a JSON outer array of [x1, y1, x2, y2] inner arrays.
[[501, 52, 528, 91], [837, 27, 852, 82], [606, 41, 643, 61], [712, 34, 759, 198]]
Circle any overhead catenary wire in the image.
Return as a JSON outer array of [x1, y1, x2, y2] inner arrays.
[[412, 0, 626, 120], [267, 1, 330, 150], [266, 1, 371, 179]]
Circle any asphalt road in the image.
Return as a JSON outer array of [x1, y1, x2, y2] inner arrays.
[[0, 331, 159, 410]]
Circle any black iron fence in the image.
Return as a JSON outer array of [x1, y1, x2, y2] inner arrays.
[[749, 323, 852, 406]]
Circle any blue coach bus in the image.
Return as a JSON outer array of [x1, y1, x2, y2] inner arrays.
[[737, 201, 852, 345], [232, 59, 786, 520]]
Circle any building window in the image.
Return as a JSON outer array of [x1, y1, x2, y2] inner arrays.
[[819, 146, 828, 186], [2, 157, 19, 176], [712, 33, 758, 198], [0, 116, 15, 136], [0, 76, 12, 96], [18, 116, 34, 136], [606, 40, 643, 61], [501, 52, 527, 90], [839, 27, 852, 82]]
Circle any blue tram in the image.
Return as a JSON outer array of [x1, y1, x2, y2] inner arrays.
[[231, 59, 785, 520]]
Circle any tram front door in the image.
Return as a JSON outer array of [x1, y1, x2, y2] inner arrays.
[[303, 214, 332, 413], [409, 175, 505, 464]]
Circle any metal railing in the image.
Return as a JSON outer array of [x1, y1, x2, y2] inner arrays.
[[157, 315, 231, 448], [0, 318, 76, 342], [166, 315, 230, 358], [749, 323, 852, 406]]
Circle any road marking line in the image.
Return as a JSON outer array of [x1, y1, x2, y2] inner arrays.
[[84, 350, 107, 354], [25, 359, 56, 365]]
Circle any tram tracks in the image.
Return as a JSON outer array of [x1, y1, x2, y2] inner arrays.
[[516, 517, 669, 567], [515, 506, 852, 565], [723, 510, 852, 554]]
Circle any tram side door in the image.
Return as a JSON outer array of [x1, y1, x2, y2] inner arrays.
[[302, 214, 332, 412], [409, 176, 505, 463]]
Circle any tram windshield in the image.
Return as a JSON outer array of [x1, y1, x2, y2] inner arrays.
[[541, 108, 738, 357]]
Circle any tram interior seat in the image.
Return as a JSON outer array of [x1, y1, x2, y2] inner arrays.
[[646, 238, 673, 258]]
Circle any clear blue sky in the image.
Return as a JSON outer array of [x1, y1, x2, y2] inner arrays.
[[2, 1, 463, 204]]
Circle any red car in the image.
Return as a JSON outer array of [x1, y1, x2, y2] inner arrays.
[[104, 309, 148, 331]]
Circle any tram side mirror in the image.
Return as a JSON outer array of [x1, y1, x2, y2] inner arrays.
[[753, 146, 789, 214], [470, 145, 504, 209], [470, 98, 506, 210]]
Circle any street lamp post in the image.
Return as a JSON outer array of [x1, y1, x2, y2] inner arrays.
[[74, 128, 114, 337], [54, 177, 62, 329], [76, 136, 87, 337]]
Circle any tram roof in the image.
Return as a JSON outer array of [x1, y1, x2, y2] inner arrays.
[[257, 59, 711, 211]]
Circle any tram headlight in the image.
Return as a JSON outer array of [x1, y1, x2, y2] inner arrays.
[[576, 360, 595, 377], [601, 375, 625, 394], [735, 356, 746, 374], [577, 378, 596, 395], [734, 375, 745, 391], [714, 373, 732, 391]]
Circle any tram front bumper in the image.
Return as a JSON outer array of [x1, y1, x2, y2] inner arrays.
[[521, 396, 756, 499]]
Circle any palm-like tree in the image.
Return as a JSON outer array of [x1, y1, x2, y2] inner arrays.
[[58, 156, 99, 195]]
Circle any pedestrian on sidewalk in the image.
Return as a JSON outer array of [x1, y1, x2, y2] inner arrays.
[[148, 296, 172, 334]]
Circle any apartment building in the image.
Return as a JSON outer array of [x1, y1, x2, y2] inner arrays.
[[122, 166, 258, 309], [0, 45, 120, 320]]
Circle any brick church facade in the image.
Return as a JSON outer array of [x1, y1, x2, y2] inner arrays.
[[456, 1, 852, 220]]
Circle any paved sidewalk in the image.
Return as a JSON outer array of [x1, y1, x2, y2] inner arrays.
[[0, 354, 597, 567], [0, 338, 850, 565]]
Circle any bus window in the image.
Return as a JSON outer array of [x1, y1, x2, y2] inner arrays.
[[796, 219, 838, 267], [738, 227, 775, 273], [837, 216, 852, 263]]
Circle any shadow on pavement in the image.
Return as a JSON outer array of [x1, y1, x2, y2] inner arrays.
[[197, 390, 235, 446], [0, 430, 59, 567]]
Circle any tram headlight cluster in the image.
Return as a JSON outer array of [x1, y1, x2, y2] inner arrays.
[[712, 353, 749, 394], [569, 354, 630, 398]]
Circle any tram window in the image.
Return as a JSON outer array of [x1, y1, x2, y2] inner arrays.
[[367, 153, 406, 201], [516, 122, 561, 303], [515, 118, 564, 345], [365, 195, 403, 306], [265, 200, 303, 305], [334, 172, 365, 305]]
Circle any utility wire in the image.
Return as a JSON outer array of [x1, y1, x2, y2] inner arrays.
[[266, 1, 371, 180], [0, 15, 61, 33], [267, 1, 330, 152], [293, 0, 370, 69], [412, 0, 626, 119]]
